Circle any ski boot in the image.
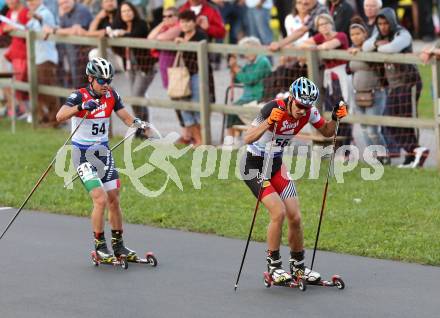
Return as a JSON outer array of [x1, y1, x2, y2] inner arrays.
[[263, 251, 298, 289], [112, 236, 138, 262], [91, 236, 128, 269], [263, 251, 306, 291], [289, 251, 321, 283], [290, 251, 344, 290]]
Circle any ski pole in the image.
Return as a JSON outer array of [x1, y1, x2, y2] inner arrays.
[[0, 111, 89, 242], [234, 118, 280, 291], [310, 115, 341, 271]]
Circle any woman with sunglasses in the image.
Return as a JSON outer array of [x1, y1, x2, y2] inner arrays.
[[56, 57, 150, 264], [241, 76, 347, 285]]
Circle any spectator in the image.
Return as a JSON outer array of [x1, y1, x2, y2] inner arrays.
[[363, 0, 382, 35], [79, 0, 101, 16], [284, 0, 310, 45], [416, 0, 435, 42], [175, 9, 215, 146], [148, 6, 180, 89], [26, 0, 60, 127], [147, 0, 164, 29], [420, 42, 440, 64], [123, 0, 148, 19], [111, 1, 156, 138], [363, 8, 429, 168], [180, 0, 226, 70], [269, 0, 328, 51], [87, 0, 118, 37], [211, 0, 246, 44], [83, 0, 123, 73], [179, 0, 226, 41], [43, 0, 93, 89], [353, 0, 366, 19], [274, 0, 293, 38], [277, 0, 309, 69], [326, 0, 355, 37], [299, 13, 353, 155], [226, 36, 272, 146], [148, 7, 191, 144], [348, 18, 387, 160], [244, 0, 273, 45], [43, 0, 58, 21], [0, 0, 29, 118]]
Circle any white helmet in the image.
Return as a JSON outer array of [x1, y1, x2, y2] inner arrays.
[[86, 57, 114, 79], [289, 77, 319, 107]]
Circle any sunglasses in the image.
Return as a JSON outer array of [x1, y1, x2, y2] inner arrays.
[[288, 97, 310, 110], [163, 14, 174, 18], [95, 78, 112, 85], [294, 101, 310, 110]]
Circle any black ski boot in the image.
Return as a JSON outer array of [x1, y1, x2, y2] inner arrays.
[[289, 250, 321, 283], [111, 230, 137, 261], [266, 250, 292, 284], [94, 233, 114, 262]]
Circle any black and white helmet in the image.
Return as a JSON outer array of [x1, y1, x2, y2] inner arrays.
[[289, 77, 319, 107], [86, 57, 114, 79]]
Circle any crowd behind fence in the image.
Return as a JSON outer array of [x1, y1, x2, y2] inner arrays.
[[0, 29, 439, 170]]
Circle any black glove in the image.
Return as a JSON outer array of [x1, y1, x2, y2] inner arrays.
[[78, 99, 99, 112]]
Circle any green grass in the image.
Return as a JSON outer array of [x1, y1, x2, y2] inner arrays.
[[1, 121, 440, 265], [418, 64, 434, 119]]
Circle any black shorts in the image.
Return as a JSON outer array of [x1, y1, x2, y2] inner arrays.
[[72, 144, 120, 191], [241, 152, 297, 200]]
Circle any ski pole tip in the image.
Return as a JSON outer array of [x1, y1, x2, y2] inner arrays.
[[234, 284, 238, 291]]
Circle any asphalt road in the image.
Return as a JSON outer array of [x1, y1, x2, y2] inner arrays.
[[0, 208, 439, 318]]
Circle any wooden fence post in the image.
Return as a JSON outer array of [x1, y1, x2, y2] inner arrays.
[[197, 40, 211, 145], [431, 59, 440, 170], [97, 36, 108, 59], [306, 49, 322, 111], [26, 30, 38, 129]]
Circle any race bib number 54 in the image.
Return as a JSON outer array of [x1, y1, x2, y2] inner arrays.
[[77, 162, 102, 192]]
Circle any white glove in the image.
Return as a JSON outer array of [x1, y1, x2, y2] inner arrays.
[[106, 27, 125, 38], [133, 118, 148, 129]]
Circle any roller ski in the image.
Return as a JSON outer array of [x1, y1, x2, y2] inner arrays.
[[290, 256, 345, 290], [112, 235, 158, 267], [262, 252, 307, 291], [91, 238, 128, 269]]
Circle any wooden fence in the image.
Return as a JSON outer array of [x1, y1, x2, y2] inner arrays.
[[0, 30, 439, 169]]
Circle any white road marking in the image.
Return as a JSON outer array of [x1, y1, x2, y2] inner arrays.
[[0, 207, 13, 211]]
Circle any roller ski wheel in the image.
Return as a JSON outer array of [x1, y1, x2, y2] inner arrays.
[[91, 251, 99, 267], [262, 271, 306, 291], [297, 277, 307, 292], [129, 252, 158, 267], [90, 251, 128, 270], [263, 272, 272, 288], [307, 274, 345, 290], [332, 275, 345, 289], [145, 252, 158, 267], [117, 255, 129, 270]]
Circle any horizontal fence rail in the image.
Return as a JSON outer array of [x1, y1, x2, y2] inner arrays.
[[1, 30, 439, 169]]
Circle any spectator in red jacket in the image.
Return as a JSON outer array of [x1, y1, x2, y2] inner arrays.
[[0, 0, 29, 117], [179, 0, 226, 40]]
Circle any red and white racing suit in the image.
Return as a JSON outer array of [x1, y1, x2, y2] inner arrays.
[[242, 98, 325, 200]]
